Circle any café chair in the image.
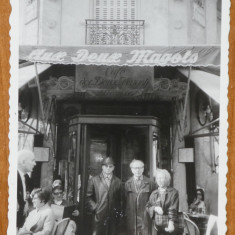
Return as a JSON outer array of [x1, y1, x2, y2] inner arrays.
[[52, 218, 70, 235], [184, 217, 200, 235], [183, 212, 189, 219]]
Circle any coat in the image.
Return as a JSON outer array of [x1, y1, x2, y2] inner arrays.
[[17, 171, 32, 228], [146, 187, 179, 223], [17, 171, 26, 228], [86, 173, 122, 229], [19, 203, 55, 235], [124, 176, 155, 233]]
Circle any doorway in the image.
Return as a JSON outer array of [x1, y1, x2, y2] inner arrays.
[[86, 124, 149, 181], [68, 115, 160, 234]]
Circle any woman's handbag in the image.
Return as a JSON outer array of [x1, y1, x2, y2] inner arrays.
[[154, 212, 185, 230], [154, 214, 169, 227]]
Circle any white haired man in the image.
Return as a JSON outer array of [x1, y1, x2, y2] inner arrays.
[[17, 150, 36, 228], [125, 159, 155, 235]]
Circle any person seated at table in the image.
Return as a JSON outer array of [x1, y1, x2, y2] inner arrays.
[[189, 189, 206, 214], [51, 179, 79, 235], [146, 169, 179, 235], [51, 179, 79, 217], [18, 188, 55, 235]]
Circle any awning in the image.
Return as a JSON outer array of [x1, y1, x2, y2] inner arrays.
[[178, 68, 220, 104], [19, 45, 220, 67], [19, 63, 51, 88]]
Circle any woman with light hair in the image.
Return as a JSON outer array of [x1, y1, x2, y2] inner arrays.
[[146, 169, 179, 235], [18, 188, 55, 235]]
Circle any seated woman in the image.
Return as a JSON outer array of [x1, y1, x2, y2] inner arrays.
[[189, 188, 206, 214], [51, 180, 79, 235], [146, 169, 179, 235], [18, 188, 55, 235]]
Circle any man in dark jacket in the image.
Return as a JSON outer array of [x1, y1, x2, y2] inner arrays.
[[17, 150, 36, 228], [125, 159, 155, 235], [86, 157, 122, 235]]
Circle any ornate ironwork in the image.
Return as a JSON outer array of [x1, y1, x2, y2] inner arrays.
[[86, 20, 144, 45]]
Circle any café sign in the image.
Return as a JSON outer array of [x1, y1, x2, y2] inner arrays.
[[20, 45, 220, 67], [75, 65, 153, 93]]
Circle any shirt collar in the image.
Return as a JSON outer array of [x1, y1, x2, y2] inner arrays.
[[54, 199, 63, 205], [158, 187, 167, 193], [134, 175, 143, 181], [37, 203, 49, 212], [102, 172, 113, 180], [18, 170, 26, 179]]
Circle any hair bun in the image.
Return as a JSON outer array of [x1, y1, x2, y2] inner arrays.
[[52, 179, 62, 189]]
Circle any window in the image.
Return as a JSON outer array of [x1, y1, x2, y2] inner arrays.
[[94, 0, 136, 20], [86, 0, 144, 45]]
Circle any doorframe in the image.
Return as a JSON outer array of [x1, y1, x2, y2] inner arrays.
[[69, 114, 159, 126], [69, 115, 160, 234]]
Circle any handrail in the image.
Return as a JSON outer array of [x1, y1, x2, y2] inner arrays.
[[85, 19, 145, 45]]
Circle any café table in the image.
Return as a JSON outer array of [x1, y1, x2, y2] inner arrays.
[[187, 213, 209, 235]]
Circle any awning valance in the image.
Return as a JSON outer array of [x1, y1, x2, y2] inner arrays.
[[19, 45, 220, 67]]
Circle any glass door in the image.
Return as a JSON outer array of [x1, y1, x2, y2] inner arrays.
[[69, 115, 161, 235]]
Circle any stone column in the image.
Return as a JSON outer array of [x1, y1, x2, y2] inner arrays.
[[171, 97, 190, 212]]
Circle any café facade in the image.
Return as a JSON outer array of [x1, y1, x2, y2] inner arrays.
[[19, 44, 220, 234], [18, 0, 221, 233]]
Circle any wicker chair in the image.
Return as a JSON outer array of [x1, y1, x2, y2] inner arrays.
[[184, 217, 200, 235], [52, 218, 70, 235]]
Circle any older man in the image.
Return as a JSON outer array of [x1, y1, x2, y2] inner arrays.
[[125, 159, 155, 235], [86, 157, 122, 235], [17, 150, 36, 228]]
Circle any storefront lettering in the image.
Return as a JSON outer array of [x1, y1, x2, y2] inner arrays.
[[77, 66, 151, 90], [78, 76, 150, 90], [127, 50, 198, 64], [27, 48, 199, 65], [72, 49, 122, 63], [28, 49, 66, 62]]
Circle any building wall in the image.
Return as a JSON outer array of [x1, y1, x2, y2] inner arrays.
[[190, 85, 216, 189], [171, 97, 191, 212], [20, 0, 221, 46], [19, 0, 39, 45]]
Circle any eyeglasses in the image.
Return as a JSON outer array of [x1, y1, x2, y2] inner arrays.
[[103, 165, 114, 168], [53, 191, 63, 196], [131, 167, 144, 170]]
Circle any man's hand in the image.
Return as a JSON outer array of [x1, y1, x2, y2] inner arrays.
[[154, 206, 163, 215], [165, 220, 175, 233]]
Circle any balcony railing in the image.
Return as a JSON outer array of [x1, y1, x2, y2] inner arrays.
[[85, 20, 145, 45]]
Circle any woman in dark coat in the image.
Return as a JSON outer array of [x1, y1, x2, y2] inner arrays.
[[146, 169, 179, 235]]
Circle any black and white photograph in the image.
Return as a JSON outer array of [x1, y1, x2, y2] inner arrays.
[[8, 0, 229, 234]]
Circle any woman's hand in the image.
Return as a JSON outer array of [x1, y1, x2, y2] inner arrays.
[[72, 209, 79, 216], [154, 206, 163, 215], [165, 220, 175, 233]]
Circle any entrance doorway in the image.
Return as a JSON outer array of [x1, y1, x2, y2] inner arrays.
[[68, 115, 160, 234], [86, 124, 149, 181]]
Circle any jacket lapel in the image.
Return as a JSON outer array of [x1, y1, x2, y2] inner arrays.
[[139, 178, 149, 191]]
